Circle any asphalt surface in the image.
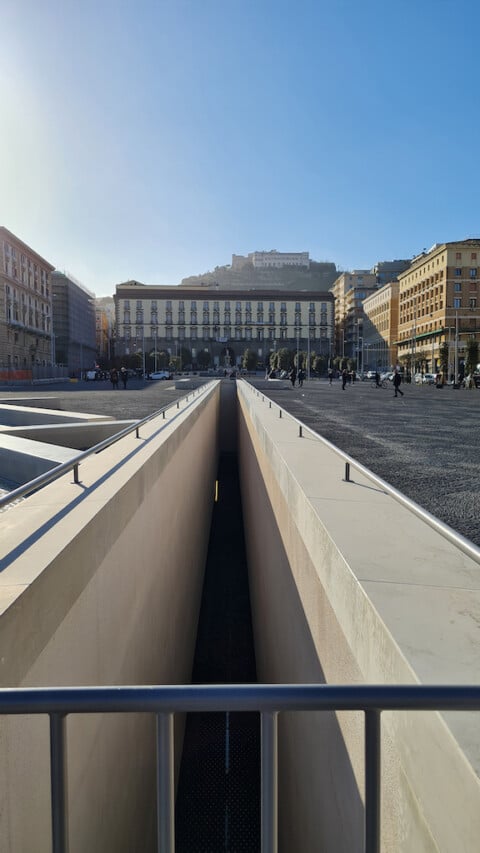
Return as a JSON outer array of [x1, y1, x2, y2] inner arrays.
[[253, 377, 480, 547], [1, 375, 479, 546]]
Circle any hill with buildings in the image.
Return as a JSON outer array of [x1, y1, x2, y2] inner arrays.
[[180, 259, 339, 292]]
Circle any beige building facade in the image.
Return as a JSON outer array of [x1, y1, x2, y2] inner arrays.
[[114, 282, 334, 369], [362, 281, 399, 369], [330, 270, 377, 360], [397, 239, 480, 376], [0, 227, 54, 378]]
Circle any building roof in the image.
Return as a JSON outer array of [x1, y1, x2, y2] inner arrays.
[[115, 283, 334, 301], [0, 226, 55, 271]]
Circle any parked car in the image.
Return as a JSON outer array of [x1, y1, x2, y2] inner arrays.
[[148, 370, 172, 380], [422, 373, 436, 384], [85, 369, 101, 381]]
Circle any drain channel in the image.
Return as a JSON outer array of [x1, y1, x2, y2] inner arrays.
[[175, 453, 260, 851]]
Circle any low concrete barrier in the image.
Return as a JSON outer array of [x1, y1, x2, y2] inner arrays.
[[2, 420, 137, 452], [0, 403, 109, 427], [0, 383, 220, 852], [237, 381, 480, 853]]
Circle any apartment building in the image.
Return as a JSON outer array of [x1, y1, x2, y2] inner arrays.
[[330, 270, 377, 359], [396, 239, 480, 375], [51, 271, 97, 374], [372, 259, 411, 286], [362, 281, 399, 369], [114, 282, 334, 369], [0, 227, 54, 377]]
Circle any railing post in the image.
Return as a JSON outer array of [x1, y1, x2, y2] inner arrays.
[[73, 464, 79, 484], [136, 426, 140, 439], [344, 462, 350, 482], [156, 712, 175, 853], [50, 712, 68, 853], [299, 425, 303, 438], [261, 711, 278, 853], [364, 709, 381, 853]]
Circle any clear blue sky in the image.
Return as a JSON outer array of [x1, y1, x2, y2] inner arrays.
[[2, 0, 479, 296]]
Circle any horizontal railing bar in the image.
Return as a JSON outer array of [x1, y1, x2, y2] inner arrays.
[[1, 684, 480, 715], [0, 381, 216, 509], [243, 381, 480, 565]]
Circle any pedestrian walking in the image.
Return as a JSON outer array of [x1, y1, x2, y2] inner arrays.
[[375, 371, 381, 387], [120, 367, 128, 389], [110, 367, 119, 389], [342, 368, 348, 390], [289, 367, 297, 387], [393, 370, 404, 397], [328, 367, 333, 385], [298, 368, 305, 387]]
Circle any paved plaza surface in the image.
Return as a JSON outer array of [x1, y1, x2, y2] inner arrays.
[[1, 376, 479, 546], [0, 377, 188, 421], [252, 376, 480, 547]]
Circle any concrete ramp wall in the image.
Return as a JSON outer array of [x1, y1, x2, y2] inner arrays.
[[237, 380, 480, 853], [0, 382, 220, 853]]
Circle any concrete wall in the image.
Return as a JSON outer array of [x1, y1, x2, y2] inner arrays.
[[0, 382, 220, 853], [237, 380, 480, 853], [1, 420, 137, 452]]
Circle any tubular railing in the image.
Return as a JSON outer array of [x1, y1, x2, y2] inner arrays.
[[0, 382, 215, 510], [244, 381, 480, 566], [0, 683, 479, 853]]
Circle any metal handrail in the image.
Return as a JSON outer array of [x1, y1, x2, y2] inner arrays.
[[0, 382, 215, 510], [1, 682, 479, 853], [243, 381, 480, 566]]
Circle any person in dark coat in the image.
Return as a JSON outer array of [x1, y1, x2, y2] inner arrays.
[[393, 370, 404, 397], [289, 367, 297, 387], [120, 367, 128, 389], [342, 368, 348, 390], [110, 368, 119, 389]]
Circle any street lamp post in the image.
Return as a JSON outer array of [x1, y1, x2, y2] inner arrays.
[[307, 330, 311, 380], [454, 310, 459, 385]]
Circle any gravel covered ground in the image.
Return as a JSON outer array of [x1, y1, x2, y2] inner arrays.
[[251, 377, 480, 547], [1, 376, 479, 546]]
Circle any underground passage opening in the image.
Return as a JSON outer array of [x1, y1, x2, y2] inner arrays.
[[175, 452, 260, 851]]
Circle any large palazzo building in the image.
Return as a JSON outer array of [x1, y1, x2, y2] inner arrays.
[[0, 227, 55, 377], [362, 282, 400, 370], [396, 239, 480, 375], [114, 282, 334, 369]]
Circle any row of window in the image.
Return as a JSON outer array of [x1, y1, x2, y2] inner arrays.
[[454, 268, 477, 277], [4, 287, 51, 331], [3, 243, 50, 294], [123, 327, 327, 341], [122, 299, 329, 312]]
